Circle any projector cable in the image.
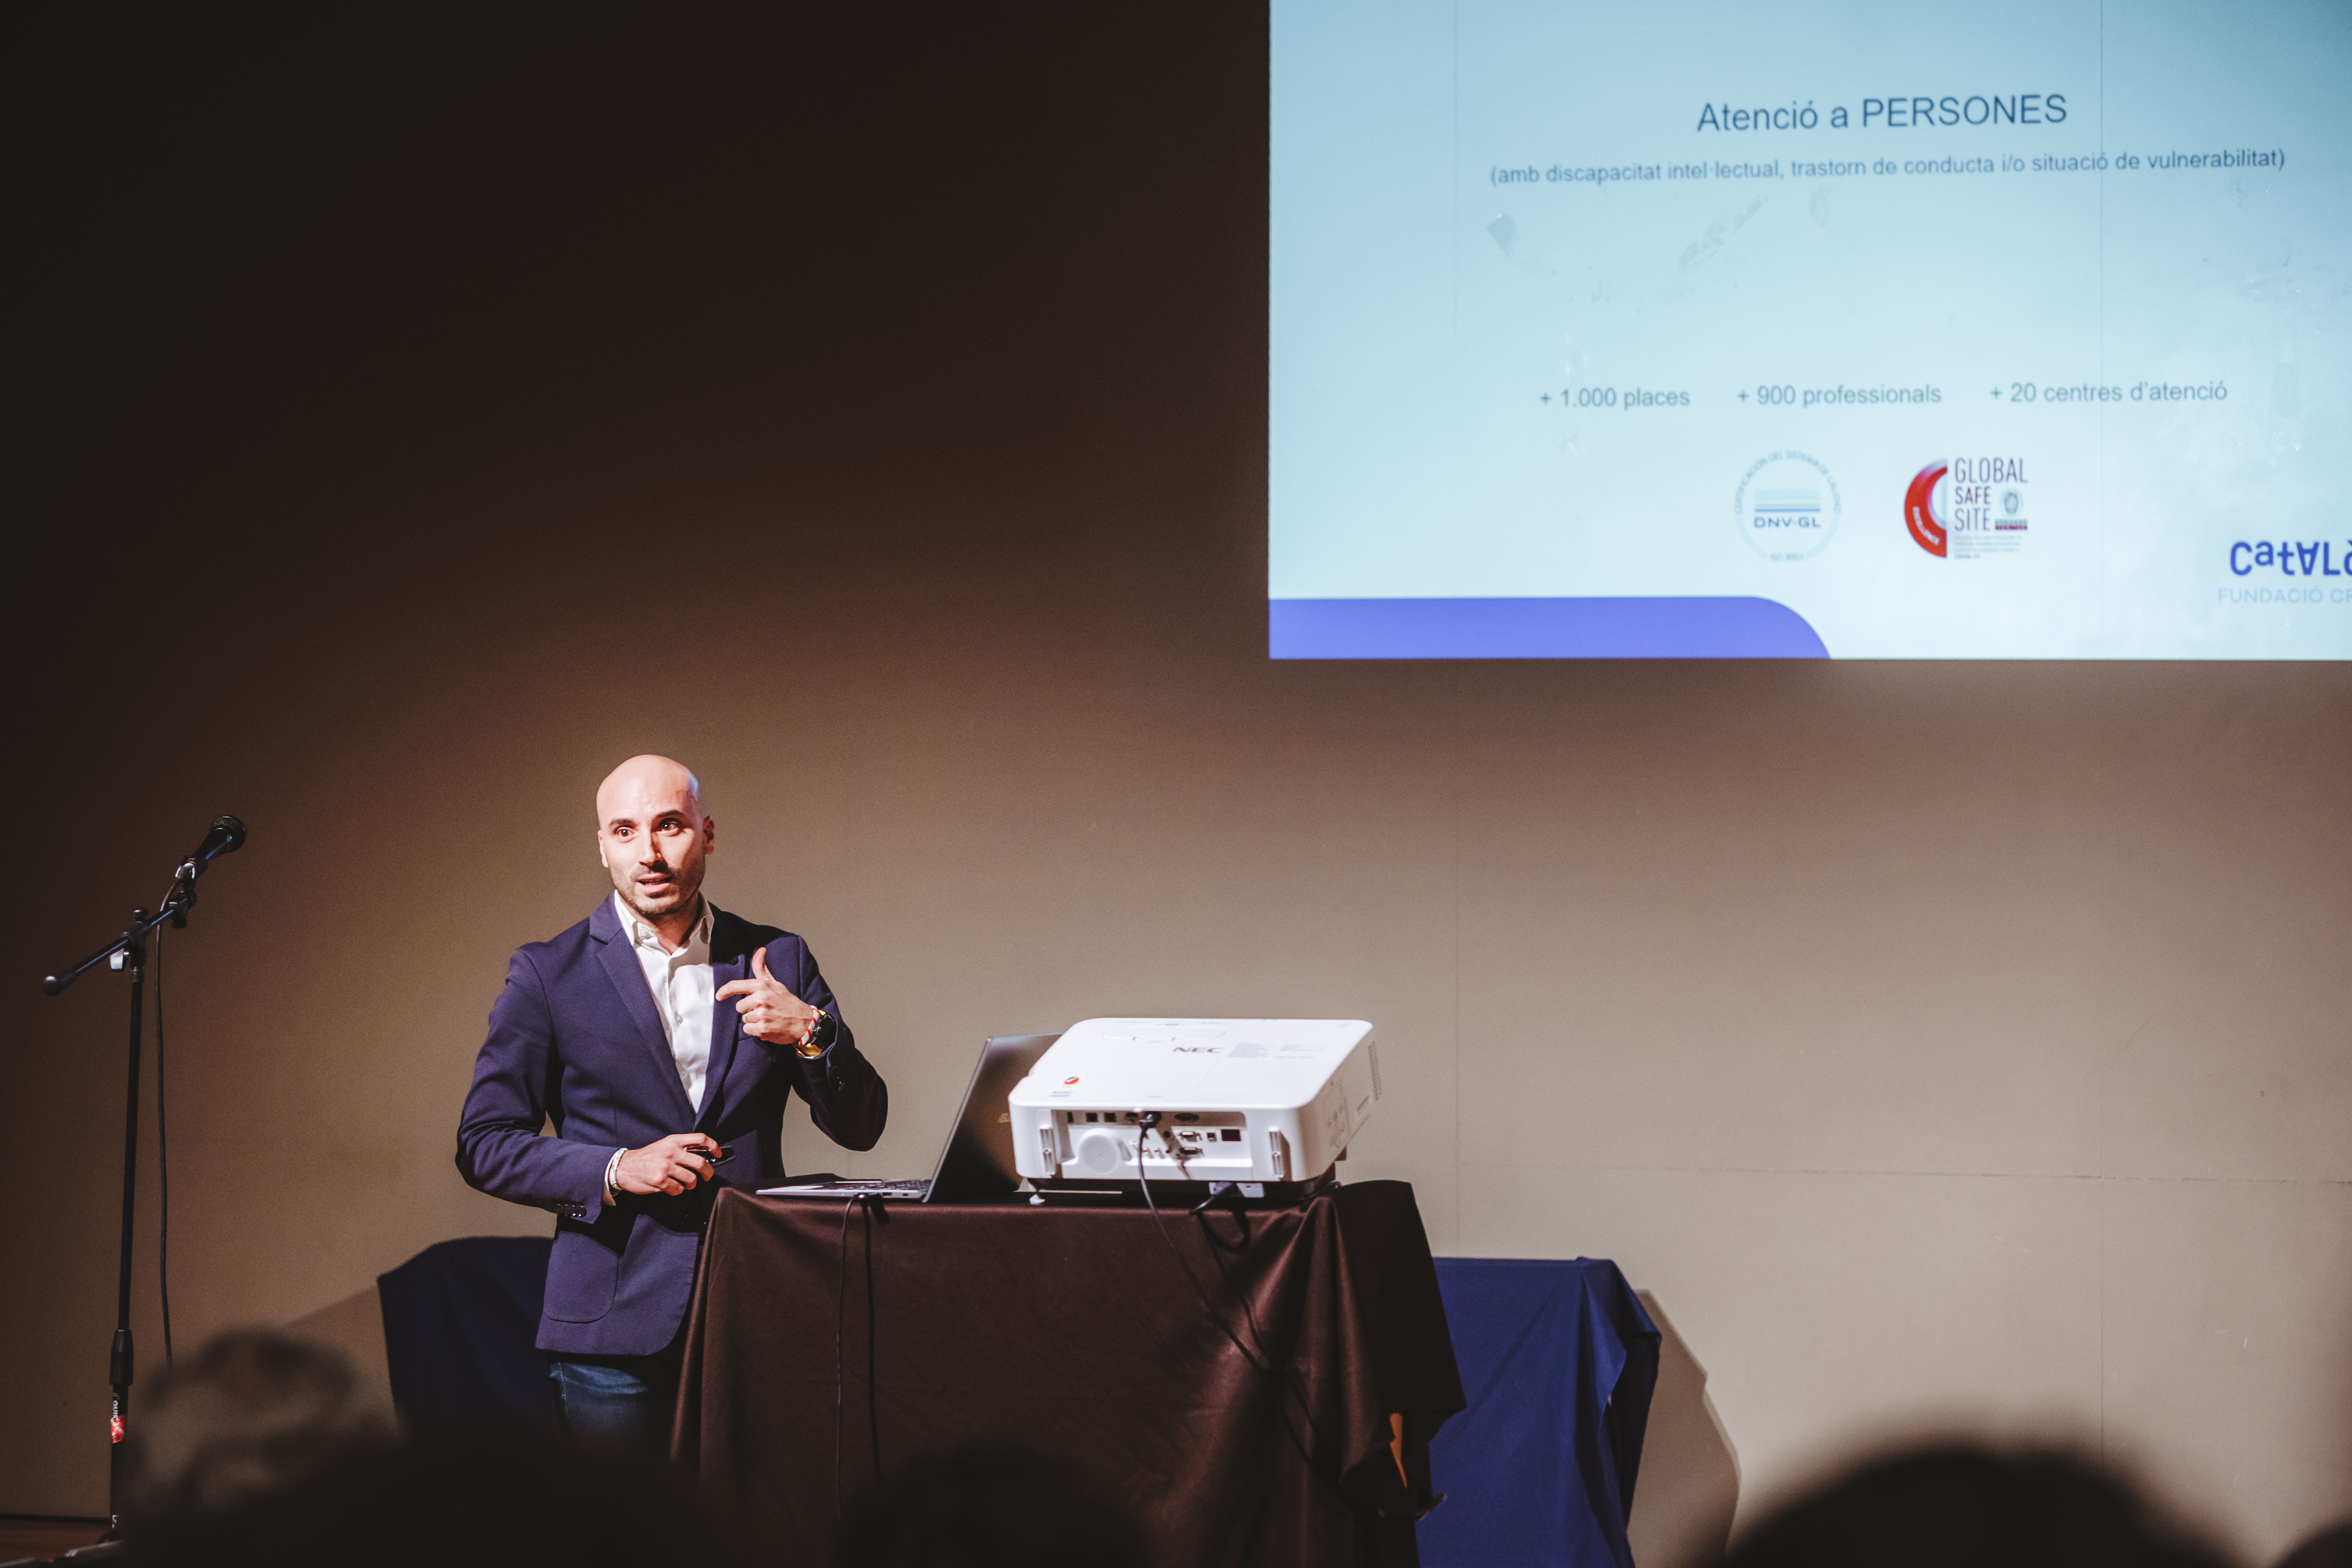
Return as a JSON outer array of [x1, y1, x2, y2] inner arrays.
[[1131, 1113, 1346, 1504], [833, 1193, 855, 1519], [831, 1191, 887, 1520]]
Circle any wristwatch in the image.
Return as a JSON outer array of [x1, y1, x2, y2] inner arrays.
[[795, 1009, 829, 1059]]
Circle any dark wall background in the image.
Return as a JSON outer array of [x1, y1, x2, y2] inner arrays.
[[6, 6, 2346, 1555]]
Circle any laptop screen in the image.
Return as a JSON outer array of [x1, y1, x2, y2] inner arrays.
[[923, 1033, 1060, 1202]]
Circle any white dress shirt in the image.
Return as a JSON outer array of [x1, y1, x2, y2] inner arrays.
[[614, 891, 717, 1112]]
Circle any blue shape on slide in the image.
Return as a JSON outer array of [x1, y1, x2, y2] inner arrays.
[[1269, 596, 1829, 659]]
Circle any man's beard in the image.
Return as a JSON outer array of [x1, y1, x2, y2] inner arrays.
[[621, 865, 700, 920]]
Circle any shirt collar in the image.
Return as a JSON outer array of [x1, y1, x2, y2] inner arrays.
[[612, 891, 714, 959]]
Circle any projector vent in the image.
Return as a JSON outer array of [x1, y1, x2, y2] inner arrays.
[[1369, 1039, 1383, 1100]]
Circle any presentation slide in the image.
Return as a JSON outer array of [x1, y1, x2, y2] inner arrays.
[[1269, 0, 2352, 658]]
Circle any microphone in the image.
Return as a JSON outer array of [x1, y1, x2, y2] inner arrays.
[[39, 815, 248, 995], [178, 815, 248, 881]]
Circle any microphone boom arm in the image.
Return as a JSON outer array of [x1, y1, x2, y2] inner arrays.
[[42, 815, 243, 995], [42, 896, 191, 996]]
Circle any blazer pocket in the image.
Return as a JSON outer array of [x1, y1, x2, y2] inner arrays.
[[544, 1222, 621, 1323]]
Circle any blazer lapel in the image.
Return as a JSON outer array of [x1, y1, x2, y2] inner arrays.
[[696, 910, 749, 1131], [588, 898, 700, 1131]]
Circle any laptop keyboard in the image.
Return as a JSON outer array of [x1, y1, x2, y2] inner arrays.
[[791, 1178, 927, 1192]]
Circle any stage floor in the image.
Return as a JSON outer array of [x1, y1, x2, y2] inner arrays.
[[0, 1517, 104, 1561]]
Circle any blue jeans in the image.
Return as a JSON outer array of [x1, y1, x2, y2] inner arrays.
[[548, 1347, 683, 1447]]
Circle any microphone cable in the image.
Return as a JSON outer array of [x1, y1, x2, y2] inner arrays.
[[154, 925, 173, 1369]]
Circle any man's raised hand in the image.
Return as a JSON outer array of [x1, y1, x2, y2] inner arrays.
[[615, 1132, 723, 1196], [716, 946, 823, 1050]]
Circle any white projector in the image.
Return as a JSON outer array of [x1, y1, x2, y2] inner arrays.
[[1009, 1018, 1380, 1196]]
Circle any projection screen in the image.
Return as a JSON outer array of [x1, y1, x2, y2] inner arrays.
[[1268, 0, 2352, 658]]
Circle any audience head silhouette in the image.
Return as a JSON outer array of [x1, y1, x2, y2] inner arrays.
[[834, 1445, 1146, 1568], [1723, 1442, 2233, 1568], [122, 1329, 387, 1544]]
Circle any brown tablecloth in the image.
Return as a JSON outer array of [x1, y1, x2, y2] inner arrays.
[[675, 1180, 1464, 1568]]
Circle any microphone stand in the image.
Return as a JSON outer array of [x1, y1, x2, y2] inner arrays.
[[44, 864, 204, 1537]]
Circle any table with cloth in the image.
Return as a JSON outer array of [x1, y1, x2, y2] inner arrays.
[[674, 1180, 1462, 1567], [377, 1204, 1661, 1568]]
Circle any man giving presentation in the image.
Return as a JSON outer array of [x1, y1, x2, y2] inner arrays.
[[456, 754, 888, 1440]]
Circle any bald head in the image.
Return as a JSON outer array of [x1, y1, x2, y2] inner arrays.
[[597, 754, 704, 824], [595, 755, 714, 936]]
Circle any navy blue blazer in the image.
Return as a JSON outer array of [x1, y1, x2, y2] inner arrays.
[[455, 897, 888, 1356]]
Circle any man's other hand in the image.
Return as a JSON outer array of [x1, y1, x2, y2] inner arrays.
[[615, 1133, 722, 1196], [717, 947, 823, 1050]]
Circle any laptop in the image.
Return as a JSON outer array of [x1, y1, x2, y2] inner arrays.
[[758, 1033, 1059, 1202]]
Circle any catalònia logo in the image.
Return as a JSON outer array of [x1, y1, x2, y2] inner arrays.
[[1905, 456, 2029, 559]]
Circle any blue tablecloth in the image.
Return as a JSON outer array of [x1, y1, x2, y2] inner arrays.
[[1419, 1257, 1660, 1568]]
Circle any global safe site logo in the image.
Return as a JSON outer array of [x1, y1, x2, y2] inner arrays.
[[1905, 456, 2029, 559]]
